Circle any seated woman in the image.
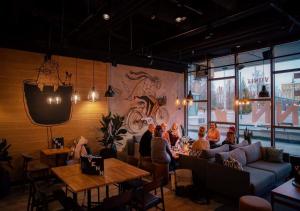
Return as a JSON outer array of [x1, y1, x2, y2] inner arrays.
[[191, 126, 210, 152], [168, 123, 180, 147], [222, 126, 236, 145], [206, 122, 220, 147]]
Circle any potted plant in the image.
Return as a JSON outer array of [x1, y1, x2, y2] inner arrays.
[[99, 112, 127, 158], [0, 139, 12, 198]]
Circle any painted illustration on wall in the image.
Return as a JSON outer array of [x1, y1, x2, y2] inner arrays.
[[109, 64, 184, 136], [124, 71, 169, 133], [23, 55, 73, 126]]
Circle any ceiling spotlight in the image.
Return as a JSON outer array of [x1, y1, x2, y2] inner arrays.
[[236, 45, 241, 48], [102, 13, 110, 20], [175, 16, 187, 23], [150, 15, 156, 20]]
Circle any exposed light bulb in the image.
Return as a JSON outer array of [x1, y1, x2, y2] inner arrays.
[[175, 97, 180, 106], [47, 95, 61, 105], [103, 13, 110, 20], [188, 100, 193, 106], [182, 99, 187, 106], [55, 96, 62, 104], [71, 91, 80, 104], [88, 87, 99, 102], [47, 97, 53, 105]]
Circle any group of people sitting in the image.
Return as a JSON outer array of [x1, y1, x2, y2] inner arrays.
[[138, 122, 237, 171], [192, 123, 236, 152], [139, 123, 179, 169]]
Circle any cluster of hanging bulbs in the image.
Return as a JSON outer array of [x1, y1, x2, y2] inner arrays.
[[70, 60, 101, 104]]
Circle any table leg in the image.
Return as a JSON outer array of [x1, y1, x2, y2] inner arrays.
[[72, 192, 78, 204], [87, 189, 91, 211]]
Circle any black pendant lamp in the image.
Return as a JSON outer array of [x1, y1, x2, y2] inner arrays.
[[105, 85, 115, 97]]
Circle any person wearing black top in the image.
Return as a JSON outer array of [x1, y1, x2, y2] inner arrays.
[[139, 124, 155, 157]]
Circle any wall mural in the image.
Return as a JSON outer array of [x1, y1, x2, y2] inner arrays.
[[23, 56, 73, 126], [109, 64, 184, 138]]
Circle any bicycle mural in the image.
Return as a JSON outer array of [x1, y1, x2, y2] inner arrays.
[[109, 65, 184, 136], [124, 71, 169, 133]]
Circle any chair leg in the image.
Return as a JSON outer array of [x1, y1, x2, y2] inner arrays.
[[106, 185, 109, 198], [27, 190, 32, 211], [97, 187, 100, 203]]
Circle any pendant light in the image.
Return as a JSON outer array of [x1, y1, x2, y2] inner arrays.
[[258, 59, 270, 98], [104, 32, 115, 98], [186, 72, 194, 105], [175, 73, 181, 106], [88, 61, 99, 102], [71, 58, 81, 104]]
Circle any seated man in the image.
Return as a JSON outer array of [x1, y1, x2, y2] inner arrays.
[[139, 124, 155, 157]]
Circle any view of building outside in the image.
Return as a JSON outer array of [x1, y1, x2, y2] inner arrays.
[[187, 39, 300, 155]]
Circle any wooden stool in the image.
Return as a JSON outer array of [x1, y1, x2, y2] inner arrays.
[[239, 195, 272, 211]]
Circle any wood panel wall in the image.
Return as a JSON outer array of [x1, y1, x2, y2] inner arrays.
[[0, 48, 108, 181]]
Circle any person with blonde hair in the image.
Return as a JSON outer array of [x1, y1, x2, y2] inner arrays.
[[161, 122, 170, 144], [168, 123, 180, 146], [192, 126, 210, 151], [206, 122, 220, 147]]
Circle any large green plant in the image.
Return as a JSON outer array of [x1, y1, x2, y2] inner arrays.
[[99, 112, 127, 148]]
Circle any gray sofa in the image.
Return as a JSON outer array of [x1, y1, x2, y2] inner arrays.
[[179, 141, 292, 199]]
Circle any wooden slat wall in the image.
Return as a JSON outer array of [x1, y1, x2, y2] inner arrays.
[[0, 48, 108, 181]]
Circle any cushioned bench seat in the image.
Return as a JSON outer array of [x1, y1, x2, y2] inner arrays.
[[247, 160, 291, 181], [243, 166, 276, 195]]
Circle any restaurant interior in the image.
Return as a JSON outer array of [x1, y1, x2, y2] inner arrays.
[[1, 0, 300, 210]]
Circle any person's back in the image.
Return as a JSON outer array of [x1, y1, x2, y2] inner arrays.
[[151, 137, 171, 164], [139, 124, 155, 157], [192, 137, 209, 151], [139, 130, 152, 157], [191, 126, 209, 151]]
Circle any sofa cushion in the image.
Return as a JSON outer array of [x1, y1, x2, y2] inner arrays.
[[247, 160, 291, 180], [266, 148, 284, 163], [243, 166, 276, 195], [240, 142, 262, 163], [200, 144, 229, 159], [216, 148, 247, 166], [230, 140, 249, 150]]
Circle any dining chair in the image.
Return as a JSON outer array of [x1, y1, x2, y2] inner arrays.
[[22, 153, 50, 184], [131, 178, 166, 211], [27, 173, 63, 211], [55, 188, 133, 211]]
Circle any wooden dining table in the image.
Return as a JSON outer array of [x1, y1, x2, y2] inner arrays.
[[52, 158, 150, 210], [41, 147, 72, 166]]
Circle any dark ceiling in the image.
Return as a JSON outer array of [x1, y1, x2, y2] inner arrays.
[[1, 0, 300, 72]]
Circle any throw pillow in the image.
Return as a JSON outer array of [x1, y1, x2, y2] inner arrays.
[[223, 157, 243, 171], [260, 146, 269, 161], [200, 144, 229, 159], [216, 148, 247, 166], [266, 147, 284, 163], [229, 140, 249, 150], [240, 142, 262, 163], [189, 150, 202, 158]]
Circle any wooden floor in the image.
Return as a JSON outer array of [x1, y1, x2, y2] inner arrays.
[[0, 183, 223, 211]]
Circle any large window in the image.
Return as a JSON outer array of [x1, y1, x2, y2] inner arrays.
[[187, 39, 300, 155], [187, 71, 208, 139], [273, 41, 300, 154]]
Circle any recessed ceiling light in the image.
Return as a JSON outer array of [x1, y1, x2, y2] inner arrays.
[[236, 45, 241, 48], [150, 15, 156, 20], [175, 16, 187, 23], [103, 13, 110, 20]]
